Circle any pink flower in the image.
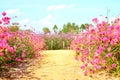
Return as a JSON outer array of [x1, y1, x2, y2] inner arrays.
[[15, 58, 21, 62], [13, 53, 16, 57], [110, 40, 116, 45], [115, 25, 120, 29], [90, 69, 94, 74], [108, 26, 114, 30], [93, 58, 100, 64], [80, 65, 85, 69], [0, 52, 3, 56], [2, 17, 11, 24], [106, 53, 112, 57], [95, 49, 102, 55], [98, 46, 105, 51], [90, 29, 95, 33], [112, 63, 116, 68], [102, 60, 106, 64], [22, 53, 26, 58], [84, 63, 88, 67], [8, 47, 14, 52], [91, 61, 95, 65], [19, 64, 23, 67], [80, 63, 88, 69], [94, 65, 101, 70], [83, 49, 89, 55], [81, 57, 86, 62], [75, 47, 80, 52], [104, 43, 109, 47], [2, 12, 6, 16], [103, 37, 109, 42], [92, 18, 99, 23]]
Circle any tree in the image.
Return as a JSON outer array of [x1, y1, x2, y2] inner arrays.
[[61, 24, 69, 33], [61, 22, 80, 33], [53, 25, 58, 33], [43, 27, 51, 34], [74, 25, 79, 33], [80, 23, 89, 32]]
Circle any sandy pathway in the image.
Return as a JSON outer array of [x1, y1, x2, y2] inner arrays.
[[22, 50, 91, 80], [2, 50, 119, 80]]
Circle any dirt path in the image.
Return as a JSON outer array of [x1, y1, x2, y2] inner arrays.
[[2, 50, 119, 80], [22, 50, 92, 80]]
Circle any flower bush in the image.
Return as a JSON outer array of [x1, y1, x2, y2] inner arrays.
[[71, 17, 120, 76], [44, 32, 74, 50], [0, 11, 45, 77]]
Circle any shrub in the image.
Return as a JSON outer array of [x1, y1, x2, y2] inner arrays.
[[44, 33, 74, 50], [9, 26, 20, 32], [71, 17, 120, 76], [0, 11, 45, 77]]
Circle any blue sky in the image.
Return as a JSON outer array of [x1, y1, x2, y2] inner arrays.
[[0, 0, 120, 32]]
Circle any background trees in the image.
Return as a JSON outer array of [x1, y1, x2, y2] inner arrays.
[[43, 27, 51, 34], [42, 22, 88, 34], [53, 25, 58, 33]]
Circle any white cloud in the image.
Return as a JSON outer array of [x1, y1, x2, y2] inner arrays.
[[39, 14, 53, 26], [15, 14, 54, 32], [16, 14, 53, 27], [17, 18, 30, 24], [47, 4, 74, 11], [30, 14, 54, 32], [5, 9, 22, 15]]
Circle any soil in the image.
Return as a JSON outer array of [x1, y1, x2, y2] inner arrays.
[[0, 50, 119, 80]]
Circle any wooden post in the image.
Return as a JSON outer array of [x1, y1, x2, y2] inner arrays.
[[51, 40, 53, 49], [63, 41, 65, 49]]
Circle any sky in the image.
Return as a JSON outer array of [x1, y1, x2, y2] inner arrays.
[[0, 0, 120, 33]]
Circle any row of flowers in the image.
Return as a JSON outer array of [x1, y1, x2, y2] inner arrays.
[[43, 32, 74, 50], [1, 10, 120, 78], [0, 11, 45, 77], [71, 17, 120, 76]]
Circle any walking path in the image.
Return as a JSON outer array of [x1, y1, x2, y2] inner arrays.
[[2, 50, 119, 80], [22, 50, 91, 80]]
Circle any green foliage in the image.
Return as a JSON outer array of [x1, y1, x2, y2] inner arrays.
[[9, 26, 20, 32], [42, 27, 51, 34], [80, 23, 89, 32], [42, 22, 88, 34], [53, 24, 58, 33], [60, 22, 80, 33]]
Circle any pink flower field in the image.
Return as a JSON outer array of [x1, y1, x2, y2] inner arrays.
[[0, 8, 120, 80], [71, 17, 120, 77], [0, 12, 45, 78]]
